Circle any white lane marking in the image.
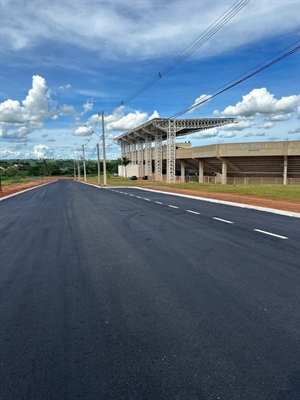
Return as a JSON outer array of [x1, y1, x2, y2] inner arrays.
[[143, 198, 151, 201], [187, 210, 200, 215], [254, 229, 288, 239], [129, 194, 134, 197], [136, 196, 141, 199], [155, 201, 163, 204], [213, 217, 233, 224], [168, 205, 179, 209]]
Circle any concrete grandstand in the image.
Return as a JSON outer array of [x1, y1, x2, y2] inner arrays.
[[116, 119, 300, 185]]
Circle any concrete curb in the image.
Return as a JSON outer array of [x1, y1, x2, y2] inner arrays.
[[137, 187, 300, 218], [0, 180, 58, 202]]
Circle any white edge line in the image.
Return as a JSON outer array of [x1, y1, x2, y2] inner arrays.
[[187, 210, 200, 214], [0, 180, 58, 202], [254, 229, 288, 239], [133, 187, 300, 219], [213, 217, 234, 224], [75, 183, 300, 219]]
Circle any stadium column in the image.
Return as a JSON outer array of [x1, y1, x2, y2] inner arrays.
[[131, 142, 137, 165], [181, 161, 185, 183], [126, 143, 131, 159], [222, 160, 227, 184], [155, 132, 162, 182], [283, 155, 288, 185], [198, 161, 204, 183], [121, 142, 126, 158], [137, 139, 144, 178], [145, 134, 152, 178], [167, 119, 176, 183]]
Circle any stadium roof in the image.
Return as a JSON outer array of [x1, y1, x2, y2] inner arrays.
[[115, 118, 236, 143]]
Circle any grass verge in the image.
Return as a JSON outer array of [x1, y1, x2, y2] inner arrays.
[[86, 176, 300, 202]]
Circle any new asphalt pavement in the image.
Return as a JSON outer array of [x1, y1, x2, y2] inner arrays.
[[0, 180, 299, 399]]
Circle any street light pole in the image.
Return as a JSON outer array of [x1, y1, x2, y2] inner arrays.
[[82, 144, 87, 182], [96, 143, 101, 186], [77, 158, 81, 181], [73, 159, 76, 180], [101, 110, 107, 186]]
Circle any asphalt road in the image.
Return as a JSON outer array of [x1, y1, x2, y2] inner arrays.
[[0, 180, 299, 399]]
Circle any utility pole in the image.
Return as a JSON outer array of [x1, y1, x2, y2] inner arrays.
[[101, 110, 107, 186], [82, 144, 87, 182], [77, 158, 81, 181], [73, 159, 76, 180], [97, 143, 101, 186]]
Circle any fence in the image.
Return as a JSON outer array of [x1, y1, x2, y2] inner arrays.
[[186, 175, 300, 185]]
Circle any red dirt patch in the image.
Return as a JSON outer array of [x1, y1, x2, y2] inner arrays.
[[0, 178, 71, 198]]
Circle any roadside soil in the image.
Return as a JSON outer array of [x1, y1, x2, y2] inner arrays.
[[0, 178, 70, 198], [1, 178, 299, 213]]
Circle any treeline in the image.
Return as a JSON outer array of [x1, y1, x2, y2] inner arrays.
[[0, 159, 119, 180]]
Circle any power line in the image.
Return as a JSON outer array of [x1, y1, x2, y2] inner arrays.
[[105, 0, 250, 113], [169, 44, 300, 119], [205, 39, 300, 98]]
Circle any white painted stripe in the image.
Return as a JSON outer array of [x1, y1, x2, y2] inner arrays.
[[136, 187, 300, 219], [136, 196, 141, 199], [213, 217, 233, 224], [254, 229, 288, 239], [129, 194, 134, 196], [155, 201, 163, 204], [143, 198, 151, 201], [187, 210, 200, 215], [168, 205, 179, 209]]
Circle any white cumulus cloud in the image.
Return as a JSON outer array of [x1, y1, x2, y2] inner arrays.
[[221, 88, 299, 118], [190, 127, 219, 140], [219, 132, 236, 138], [74, 126, 93, 137], [60, 105, 77, 116], [258, 122, 274, 129], [92, 106, 157, 132], [0, 75, 59, 139], [287, 127, 300, 134], [222, 119, 254, 131], [148, 110, 160, 120], [58, 84, 71, 94], [82, 99, 94, 114], [188, 94, 212, 113], [33, 144, 54, 158]]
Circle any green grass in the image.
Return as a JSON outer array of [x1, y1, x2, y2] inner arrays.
[[86, 175, 300, 202], [1, 177, 30, 186], [4, 174, 298, 202]]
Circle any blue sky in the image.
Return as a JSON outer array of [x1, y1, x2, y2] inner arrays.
[[0, 0, 299, 160]]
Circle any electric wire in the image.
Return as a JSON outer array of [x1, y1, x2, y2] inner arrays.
[[204, 39, 300, 98], [104, 0, 250, 114], [169, 44, 300, 119]]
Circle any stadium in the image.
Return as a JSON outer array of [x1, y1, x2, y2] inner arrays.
[[116, 118, 300, 185]]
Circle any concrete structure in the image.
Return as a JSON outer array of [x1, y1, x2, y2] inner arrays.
[[115, 118, 235, 183], [115, 119, 300, 185], [174, 140, 300, 185]]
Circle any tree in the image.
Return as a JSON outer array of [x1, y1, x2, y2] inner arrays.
[[119, 156, 131, 179]]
